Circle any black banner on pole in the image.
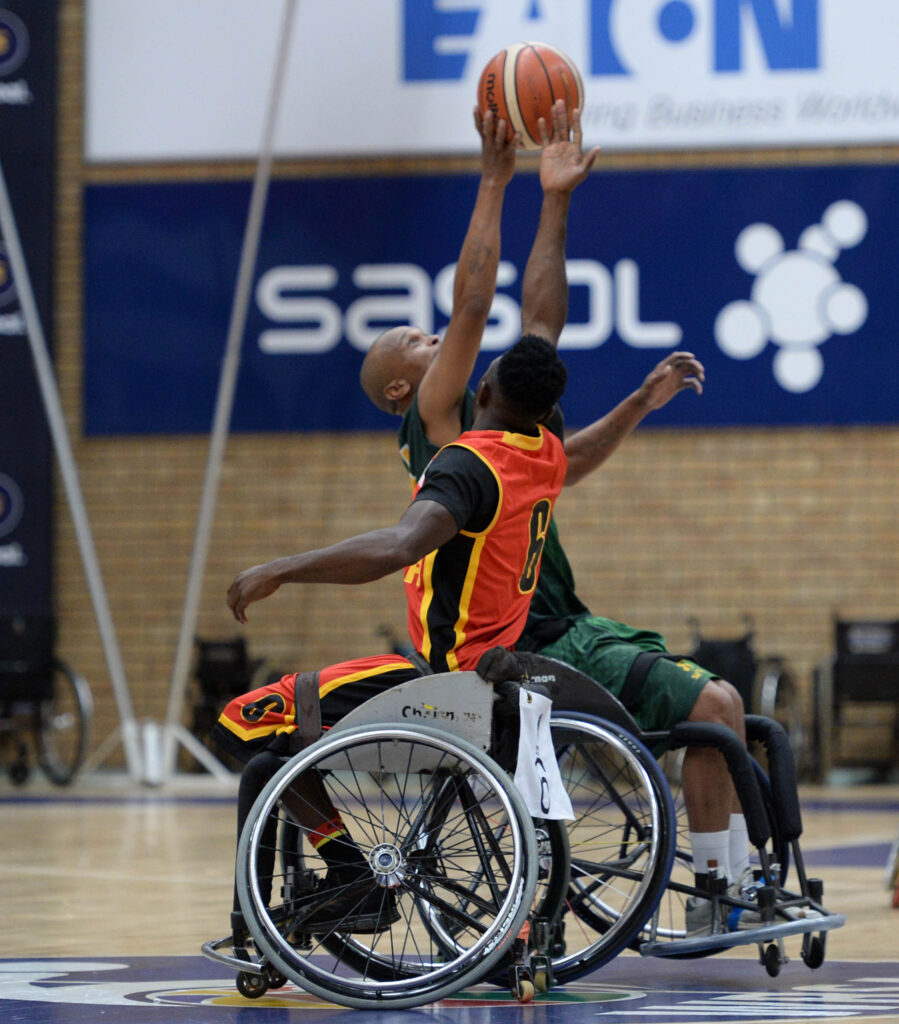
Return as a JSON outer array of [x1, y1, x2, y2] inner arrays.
[[0, 2, 56, 614]]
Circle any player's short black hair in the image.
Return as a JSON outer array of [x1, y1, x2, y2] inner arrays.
[[496, 334, 567, 418]]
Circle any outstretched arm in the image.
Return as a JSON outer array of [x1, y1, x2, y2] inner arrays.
[[227, 500, 458, 623], [416, 109, 518, 448], [521, 102, 599, 346], [563, 352, 705, 486]]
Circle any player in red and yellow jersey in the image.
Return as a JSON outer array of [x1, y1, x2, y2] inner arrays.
[[214, 335, 567, 936]]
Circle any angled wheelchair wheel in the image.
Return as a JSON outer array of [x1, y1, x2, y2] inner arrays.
[[754, 658, 806, 778], [33, 660, 93, 786], [237, 723, 537, 1010], [549, 714, 677, 983]]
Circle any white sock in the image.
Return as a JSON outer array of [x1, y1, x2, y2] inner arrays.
[[729, 812, 751, 880], [689, 829, 732, 883]]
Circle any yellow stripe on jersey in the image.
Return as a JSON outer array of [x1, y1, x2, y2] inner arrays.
[[318, 658, 418, 699], [415, 550, 438, 663], [216, 712, 297, 743], [445, 532, 488, 672], [501, 428, 546, 451]]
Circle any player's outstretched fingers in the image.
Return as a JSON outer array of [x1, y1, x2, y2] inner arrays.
[[537, 115, 551, 148], [571, 106, 583, 145], [551, 97, 569, 141]]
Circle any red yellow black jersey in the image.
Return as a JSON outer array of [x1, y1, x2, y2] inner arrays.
[[404, 425, 566, 673]]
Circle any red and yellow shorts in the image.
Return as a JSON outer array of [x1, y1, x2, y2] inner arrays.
[[212, 653, 420, 762]]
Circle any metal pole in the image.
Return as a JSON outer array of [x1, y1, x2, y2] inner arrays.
[[0, 156, 143, 780], [161, 0, 299, 779]]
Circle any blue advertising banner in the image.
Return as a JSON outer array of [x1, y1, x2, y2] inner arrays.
[[0, 2, 56, 614], [84, 163, 894, 435]]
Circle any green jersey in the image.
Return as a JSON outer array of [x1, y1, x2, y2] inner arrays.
[[397, 392, 590, 635]]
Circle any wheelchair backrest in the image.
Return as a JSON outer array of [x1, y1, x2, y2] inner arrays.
[[0, 613, 55, 675], [498, 652, 643, 738]]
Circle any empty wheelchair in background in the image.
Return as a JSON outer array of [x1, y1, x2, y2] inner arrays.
[[687, 616, 806, 778], [0, 613, 93, 785], [188, 636, 276, 771], [204, 652, 842, 1008]]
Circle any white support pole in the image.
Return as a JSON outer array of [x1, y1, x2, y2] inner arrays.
[[161, 0, 299, 781], [0, 156, 143, 780]]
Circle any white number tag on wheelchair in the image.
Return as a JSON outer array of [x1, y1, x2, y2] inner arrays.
[[513, 689, 574, 820]]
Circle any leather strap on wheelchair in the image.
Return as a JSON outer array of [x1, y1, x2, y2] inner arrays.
[[293, 671, 322, 751], [618, 651, 680, 710]]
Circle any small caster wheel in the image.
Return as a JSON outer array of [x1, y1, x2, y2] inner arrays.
[[9, 761, 29, 785], [802, 936, 825, 969], [236, 971, 268, 999], [516, 979, 535, 1003], [263, 964, 288, 989], [533, 968, 549, 993], [763, 944, 782, 978]]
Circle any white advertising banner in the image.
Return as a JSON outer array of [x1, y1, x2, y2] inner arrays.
[[85, 0, 899, 161]]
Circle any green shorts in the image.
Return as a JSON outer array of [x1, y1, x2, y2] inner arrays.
[[537, 615, 713, 751]]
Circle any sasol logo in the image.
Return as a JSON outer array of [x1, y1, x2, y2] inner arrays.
[[403, 0, 819, 81], [715, 200, 868, 393], [255, 259, 681, 355]]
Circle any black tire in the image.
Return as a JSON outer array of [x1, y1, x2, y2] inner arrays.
[[237, 723, 537, 1010], [549, 714, 677, 983], [33, 660, 92, 786]]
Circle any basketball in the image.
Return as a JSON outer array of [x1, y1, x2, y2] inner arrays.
[[477, 42, 584, 150]]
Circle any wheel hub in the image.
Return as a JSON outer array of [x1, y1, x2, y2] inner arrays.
[[369, 842, 405, 886]]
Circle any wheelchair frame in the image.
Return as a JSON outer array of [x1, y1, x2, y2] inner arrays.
[[202, 655, 843, 1009]]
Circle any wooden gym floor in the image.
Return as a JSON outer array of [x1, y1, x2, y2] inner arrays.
[[0, 772, 897, 1023]]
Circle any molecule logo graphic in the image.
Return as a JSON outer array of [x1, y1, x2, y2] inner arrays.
[[714, 200, 868, 393]]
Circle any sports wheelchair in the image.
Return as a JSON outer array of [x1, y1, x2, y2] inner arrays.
[[202, 653, 843, 1010], [0, 613, 93, 785]]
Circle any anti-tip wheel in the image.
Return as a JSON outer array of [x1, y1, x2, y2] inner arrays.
[[764, 944, 782, 978], [236, 971, 268, 999], [802, 935, 825, 969], [263, 964, 288, 989], [516, 979, 536, 1003]]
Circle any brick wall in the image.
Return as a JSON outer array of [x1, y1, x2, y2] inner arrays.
[[53, 2, 899, 770]]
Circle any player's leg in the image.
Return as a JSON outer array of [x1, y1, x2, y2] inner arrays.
[[214, 655, 421, 934]]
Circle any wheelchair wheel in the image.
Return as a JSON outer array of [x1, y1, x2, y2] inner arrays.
[[754, 658, 806, 778], [549, 714, 677, 983], [237, 723, 537, 1010], [645, 751, 789, 955], [432, 815, 570, 988], [33, 659, 93, 786]]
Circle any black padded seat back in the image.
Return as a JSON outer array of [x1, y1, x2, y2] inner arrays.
[[0, 613, 55, 701], [489, 650, 643, 738]]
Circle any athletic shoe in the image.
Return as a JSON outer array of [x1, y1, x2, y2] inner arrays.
[[298, 867, 400, 935], [725, 869, 824, 931]]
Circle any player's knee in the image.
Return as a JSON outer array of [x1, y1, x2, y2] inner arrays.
[[240, 749, 284, 797], [689, 678, 741, 731]]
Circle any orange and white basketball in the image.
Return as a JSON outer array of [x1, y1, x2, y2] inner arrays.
[[477, 42, 585, 150]]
